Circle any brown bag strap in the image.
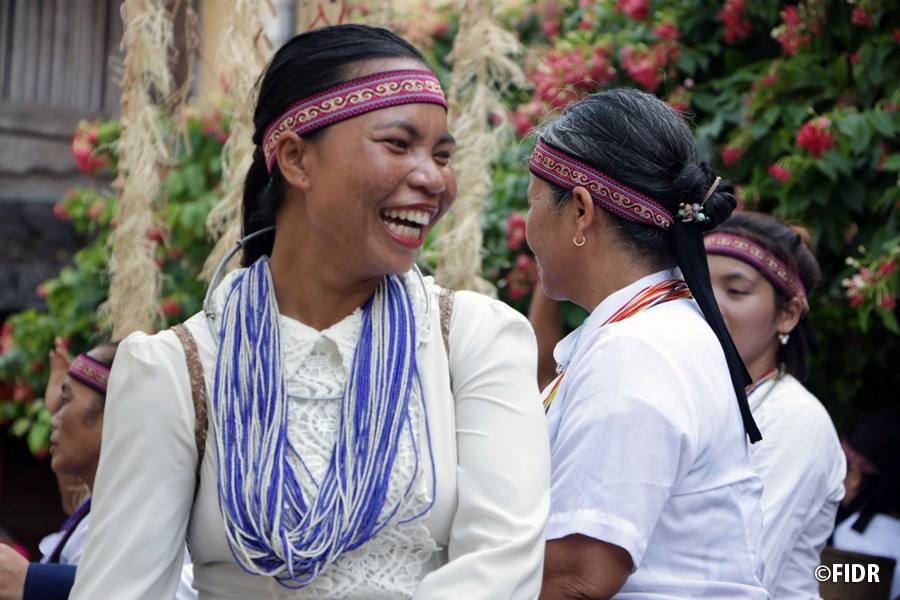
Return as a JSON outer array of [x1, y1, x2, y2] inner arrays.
[[172, 324, 208, 494], [439, 287, 454, 356]]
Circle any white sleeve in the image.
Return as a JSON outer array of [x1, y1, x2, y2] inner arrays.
[[546, 333, 698, 568], [414, 293, 550, 600], [750, 390, 844, 593], [70, 331, 197, 600]]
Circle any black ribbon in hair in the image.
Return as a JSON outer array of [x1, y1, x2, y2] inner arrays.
[[669, 221, 762, 443]]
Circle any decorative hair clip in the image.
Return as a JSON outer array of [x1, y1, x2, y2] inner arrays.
[[678, 176, 721, 224]]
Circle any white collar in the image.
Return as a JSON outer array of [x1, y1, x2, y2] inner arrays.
[[552, 267, 683, 367]]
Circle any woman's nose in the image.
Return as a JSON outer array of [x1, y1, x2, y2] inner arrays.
[[408, 157, 447, 195]]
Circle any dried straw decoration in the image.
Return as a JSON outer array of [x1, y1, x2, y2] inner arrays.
[[103, 0, 175, 338], [201, 0, 272, 282], [434, 0, 525, 294]]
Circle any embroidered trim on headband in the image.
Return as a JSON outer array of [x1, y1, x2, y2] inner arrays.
[[704, 232, 808, 309], [529, 139, 673, 229], [67, 354, 110, 396], [262, 69, 447, 173]]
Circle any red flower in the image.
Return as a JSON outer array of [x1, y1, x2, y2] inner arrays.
[[87, 199, 106, 220], [614, 0, 649, 21], [877, 259, 897, 278], [796, 117, 836, 158], [0, 321, 13, 354], [70, 123, 108, 175], [161, 298, 181, 318], [721, 145, 744, 167], [147, 228, 164, 243], [851, 6, 872, 27], [881, 294, 898, 310], [621, 45, 662, 92], [31, 360, 45, 374], [506, 212, 528, 250], [654, 22, 679, 42], [849, 53, 860, 65], [12, 380, 33, 403], [774, 5, 818, 56], [718, 0, 753, 44], [767, 164, 792, 183], [506, 254, 538, 301], [53, 202, 70, 221]]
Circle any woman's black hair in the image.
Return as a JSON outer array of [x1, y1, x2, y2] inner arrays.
[[712, 211, 821, 381], [538, 88, 760, 442], [838, 413, 900, 532], [241, 24, 429, 266]]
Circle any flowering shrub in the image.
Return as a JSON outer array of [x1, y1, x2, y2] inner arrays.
[[473, 0, 900, 424], [0, 107, 227, 453]]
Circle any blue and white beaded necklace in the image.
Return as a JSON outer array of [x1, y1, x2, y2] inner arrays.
[[211, 256, 435, 588]]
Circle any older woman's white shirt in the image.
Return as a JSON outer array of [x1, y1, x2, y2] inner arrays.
[[747, 373, 845, 598], [546, 269, 768, 599], [69, 272, 549, 599]]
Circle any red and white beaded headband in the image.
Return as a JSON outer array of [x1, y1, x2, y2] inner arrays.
[[262, 69, 447, 173], [705, 232, 808, 309], [67, 353, 110, 396], [529, 139, 674, 229]]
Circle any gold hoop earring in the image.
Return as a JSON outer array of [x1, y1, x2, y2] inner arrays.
[[573, 235, 586, 247]]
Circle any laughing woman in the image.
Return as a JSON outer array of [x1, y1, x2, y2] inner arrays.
[[527, 88, 768, 599], [70, 25, 549, 600], [706, 212, 845, 598]]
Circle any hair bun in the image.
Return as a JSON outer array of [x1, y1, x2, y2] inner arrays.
[[669, 161, 736, 231]]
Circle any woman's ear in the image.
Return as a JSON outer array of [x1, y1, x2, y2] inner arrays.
[[777, 295, 805, 336], [570, 186, 597, 242], [274, 132, 311, 192]]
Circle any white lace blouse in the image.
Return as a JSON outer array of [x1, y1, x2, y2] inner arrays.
[[70, 271, 550, 600]]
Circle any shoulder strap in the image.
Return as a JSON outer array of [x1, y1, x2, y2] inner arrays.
[[438, 287, 454, 356], [171, 324, 208, 494]]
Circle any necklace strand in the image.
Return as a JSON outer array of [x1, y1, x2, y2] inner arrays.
[[212, 258, 435, 587], [543, 278, 692, 413]]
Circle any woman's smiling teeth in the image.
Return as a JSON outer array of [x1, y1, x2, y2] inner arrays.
[[381, 208, 433, 240]]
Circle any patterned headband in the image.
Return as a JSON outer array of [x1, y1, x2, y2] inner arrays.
[[529, 139, 674, 229], [67, 353, 110, 396], [262, 69, 447, 173], [705, 232, 808, 309]]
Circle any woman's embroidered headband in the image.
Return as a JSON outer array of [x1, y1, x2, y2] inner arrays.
[[529, 139, 674, 229], [705, 232, 808, 309], [67, 354, 110, 396], [262, 69, 447, 173]]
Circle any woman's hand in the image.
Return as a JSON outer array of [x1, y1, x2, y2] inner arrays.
[[0, 544, 28, 600]]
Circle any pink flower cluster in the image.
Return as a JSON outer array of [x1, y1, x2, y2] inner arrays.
[[796, 117, 836, 158], [620, 40, 678, 93], [506, 254, 538, 301], [773, 1, 825, 57], [768, 164, 792, 183], [718, 0, 753, 44], [506, 212, 527, 250], [614, 0, 650, 21], [721, 145, 744, 167], [851, 6, 872, 28], [514, 44, 617, 136], [845, 259, 898, 309], [71, 121, 109, 175]]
